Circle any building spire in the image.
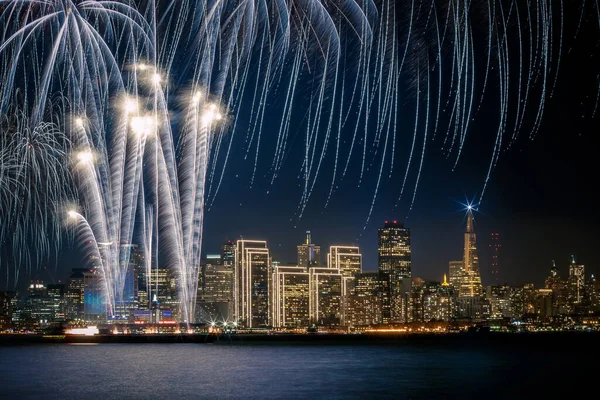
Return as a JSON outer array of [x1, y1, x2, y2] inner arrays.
[[466, 206, 474, 233], [306, 230, 311, 245]]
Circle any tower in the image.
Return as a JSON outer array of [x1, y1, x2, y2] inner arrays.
[[460, 207, 483, 297], [297, 231, 321, 268]]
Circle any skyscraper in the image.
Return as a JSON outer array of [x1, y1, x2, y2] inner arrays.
[[460, 208, 483, 297], [378, 220, 411, 323], [271, 265, 310, 328], [234, 240, 270, 328], [568, 255, 585, 304], [297, 231, 321, 268], [328, 246, 362, 277], [222, 240, 236, 268], [309, 267, 343, 326], [377, 221, 411, 278]]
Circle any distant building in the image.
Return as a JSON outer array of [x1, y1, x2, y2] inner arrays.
[[448, 261, 464, 288], [378, 220, 411, 323], [234, 240, 270, 328], [423, 276, 455, 322], [65, 268, 88, 321], [84, 270, 105, 323], [328, 246, 362, 277], [222, 241, 236, 268], [460, 209, 483, 297], [378, 220, 411, 278], [297, 231, 321, 268], [568, 256, 585, 305], [0, 291, 17, 331], [486, 285, 511, 319]]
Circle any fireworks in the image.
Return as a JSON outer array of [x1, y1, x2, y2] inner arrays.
[[0, 1, 598, 323]]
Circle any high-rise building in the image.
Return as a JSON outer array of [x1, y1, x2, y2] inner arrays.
[[347, 272, 385, 326], [378, 221, 411, 278], [309, 267, 343, 326], [459, 208, 483, 297], [271, 265, 310, 328], [448, 261, 465, 288], [234, 240, 270, 328], [328, 246, 362, 277], [222, 241, 236, 268], [545, 261, 569, 314], [113, 244, 139, 322], [198, 262, 234, 322], [297, 231, 321, 268], [486, 285, 511, 319], [568, 256, 585, 304], [83, 270, 105, 323], [489, 232, 501, 282], [65, 268, 88, 321], [422, 276, 455, 322], [47, 284, 66, 322], [378, 221, 411, 323], [148, 267, 178, 322], [0, 291, 17, 331]]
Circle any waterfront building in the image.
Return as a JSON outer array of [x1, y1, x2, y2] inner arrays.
[[309, 267, 343, 326], [65, 268, 88, 321], [0, 291, 17, 331], [271, 265, 310, 328], [347, 272, 385, 326], [198, 261, 234, 323], [234, 240, 270, 328], [297, 231, 321, 268]]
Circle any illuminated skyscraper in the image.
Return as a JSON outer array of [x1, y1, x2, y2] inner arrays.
[[297, 231, 321, 268], [448, 260, 465, 288], [568, 255, 585, 304], [378, 221, 411, 323], [378, 221, 411, 278], [347, 272, 386, 326], [328, 246, 362, 277], [271, 265, 310, 328], [460, 208, 483, 297], [309, 267, 343, 326], [198, 262, 234, 323], [234, 240, 270, 328], [65, 268, 88, 321], [222, 240, 236, 268]]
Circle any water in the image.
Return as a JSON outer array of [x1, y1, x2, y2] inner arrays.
[[0, 337, 590, 399]]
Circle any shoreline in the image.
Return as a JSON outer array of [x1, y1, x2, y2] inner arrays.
[[1, 331, 598, 345]]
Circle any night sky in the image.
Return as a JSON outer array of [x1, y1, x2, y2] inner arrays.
[[21, 3, 600, 290]]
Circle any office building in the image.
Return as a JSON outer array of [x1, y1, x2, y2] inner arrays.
[[235, 240, 270, 328], [297, 231, 321, 268], [271, 265, 310, 328], [328, 246, 362, 277]]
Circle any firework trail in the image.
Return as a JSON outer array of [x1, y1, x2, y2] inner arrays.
[[1, 1, 599, 323]]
